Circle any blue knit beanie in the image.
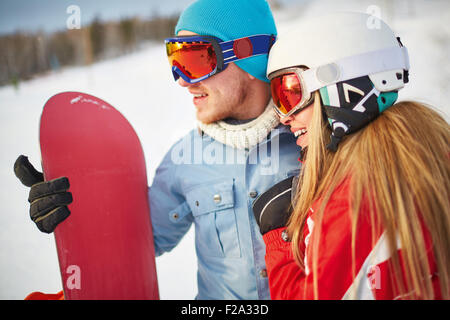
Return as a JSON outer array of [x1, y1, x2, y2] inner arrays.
[[175, 0, 277, 83]]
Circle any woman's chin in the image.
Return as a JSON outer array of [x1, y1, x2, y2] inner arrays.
[[296, 133, 308, 148]]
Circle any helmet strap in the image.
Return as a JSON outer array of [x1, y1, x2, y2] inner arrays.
[[319, 76, 399, 151]]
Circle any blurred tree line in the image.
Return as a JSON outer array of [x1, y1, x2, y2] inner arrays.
[[0, 14, 178, 87]]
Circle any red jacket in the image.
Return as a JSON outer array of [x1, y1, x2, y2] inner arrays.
[[263, 179, 441, 300]]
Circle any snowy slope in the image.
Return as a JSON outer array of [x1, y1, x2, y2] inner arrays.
[[1, 0, 449, 300]]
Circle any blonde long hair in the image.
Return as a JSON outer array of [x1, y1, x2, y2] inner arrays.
[[288, 93, 450, 299]]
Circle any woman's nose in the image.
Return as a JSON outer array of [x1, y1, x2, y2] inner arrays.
[[280, 114, 293, 126]]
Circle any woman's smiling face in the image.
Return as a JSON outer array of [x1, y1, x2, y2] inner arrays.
[[279, 103, 314, 148]]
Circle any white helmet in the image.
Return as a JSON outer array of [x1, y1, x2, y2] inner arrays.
[[268, 12, 410, 151]]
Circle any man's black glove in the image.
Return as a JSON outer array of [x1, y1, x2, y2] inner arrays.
[[252, 176, 295, 235], [14, 155, 72, 233]]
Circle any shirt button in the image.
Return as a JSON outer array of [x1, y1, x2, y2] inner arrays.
[[172, 212, 179, 220], [259, 269, 268, 278], [213, 194, 222, 204], [249, 191, 258, 198]]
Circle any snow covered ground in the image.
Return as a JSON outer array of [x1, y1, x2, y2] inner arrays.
[[1, 0, 449, 300], [0, 43, 199, 299]]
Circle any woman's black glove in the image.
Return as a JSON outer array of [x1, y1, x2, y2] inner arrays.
[[14, 155, 72, 233], [252, 176, 295, 235]]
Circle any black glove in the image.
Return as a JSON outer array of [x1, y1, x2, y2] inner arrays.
[[14, 155, 72, 233], [252, 176, 295, 235]]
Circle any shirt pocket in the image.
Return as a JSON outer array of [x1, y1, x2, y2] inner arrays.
[[185, 179, 241, 258]]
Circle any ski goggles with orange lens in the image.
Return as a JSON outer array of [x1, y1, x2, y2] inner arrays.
[[269, 67, 314, 118], [165, 34, 276, 84]]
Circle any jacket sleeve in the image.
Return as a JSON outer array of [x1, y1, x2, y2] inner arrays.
[[148, 147, 193, 256], [263, 216, 353, 300], [263, 227, 309, 299], [263, 185, 377, 300]]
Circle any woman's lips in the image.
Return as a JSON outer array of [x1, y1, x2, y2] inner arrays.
[[292, 128, 307, 138]]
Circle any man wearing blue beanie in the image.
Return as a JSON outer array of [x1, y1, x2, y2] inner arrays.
[[175, 0, 277, 83], [149, 0, 301, 299]]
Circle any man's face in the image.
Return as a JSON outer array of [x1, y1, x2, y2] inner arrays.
[[177, 30, 253, 124]]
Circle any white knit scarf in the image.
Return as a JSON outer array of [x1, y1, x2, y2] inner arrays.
[[197, 103, 280, 150]]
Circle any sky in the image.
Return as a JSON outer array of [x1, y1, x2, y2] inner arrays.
[[0, 0, 300, 35], [0, 0, 196, 35]]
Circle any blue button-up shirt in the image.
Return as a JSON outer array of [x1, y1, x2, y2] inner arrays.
[[149, 125, 300, 299]]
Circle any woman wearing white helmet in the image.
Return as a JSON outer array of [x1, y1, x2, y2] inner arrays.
[[253, 12, 450, 299]]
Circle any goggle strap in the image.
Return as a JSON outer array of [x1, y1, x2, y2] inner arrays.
[[220, 34, 275, 64], [302, 46, 410, 93], [165, 34, 275, 84]]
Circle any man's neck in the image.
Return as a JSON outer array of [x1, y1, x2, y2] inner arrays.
[[234, 81, 271, 120], [223, 118, 256, 125]]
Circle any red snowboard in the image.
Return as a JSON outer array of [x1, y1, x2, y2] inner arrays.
[[39, 92, 159, 300]]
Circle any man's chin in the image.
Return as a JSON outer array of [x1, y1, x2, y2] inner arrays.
[[197, 112, 221, 124]]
